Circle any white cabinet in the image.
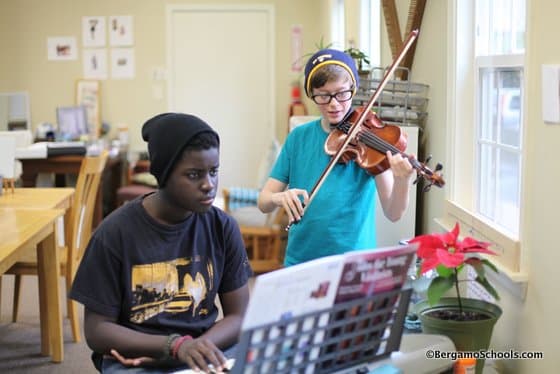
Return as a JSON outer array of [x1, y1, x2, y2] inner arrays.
[[354, 69, 429, 246], [375, 125, 419, 246]]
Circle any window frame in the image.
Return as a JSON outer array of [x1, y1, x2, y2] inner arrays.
[[474, 55, 524, 235], [444, 0, 527, 277]]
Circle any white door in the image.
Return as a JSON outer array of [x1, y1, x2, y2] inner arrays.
[[167, 5, 275, 193]]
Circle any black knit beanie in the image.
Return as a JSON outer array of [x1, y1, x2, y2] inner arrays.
[[141, 112, 219, 187]]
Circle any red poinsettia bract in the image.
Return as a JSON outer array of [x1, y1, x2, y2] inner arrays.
[[409, 223, 500, 307], [410, 223, 497, 274]]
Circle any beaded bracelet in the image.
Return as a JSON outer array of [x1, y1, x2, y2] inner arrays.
[[172, 335, 193, 359], [162, 333, 181, 360]]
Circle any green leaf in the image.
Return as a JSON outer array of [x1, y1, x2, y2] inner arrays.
[[435, 264, 453, 277], [482, 258, 499, 273], [315, 36, 333, 50], [475, 276, 500, 301], [427, 276, 455, 305], [466, 257, 485, 278]]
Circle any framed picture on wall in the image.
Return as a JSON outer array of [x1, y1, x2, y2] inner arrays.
[[109, 15, 134, 46], [110, 48, 135, 79], [82, 16, 106, 47], [47, 36, 77, 61], [83, 48, 108, 79], [75, 79, 101, 139]]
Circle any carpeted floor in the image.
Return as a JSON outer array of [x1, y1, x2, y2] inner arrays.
[[0, 274, 97, 373]]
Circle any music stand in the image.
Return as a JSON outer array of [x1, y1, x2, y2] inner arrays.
[[231, 288, 412, 374]]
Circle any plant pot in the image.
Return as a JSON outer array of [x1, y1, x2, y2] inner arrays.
[[358, 69, 371, 81], [413, 298, 502, 374]]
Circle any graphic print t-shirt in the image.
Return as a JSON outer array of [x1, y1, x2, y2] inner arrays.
[[70, 197, 251, 336]]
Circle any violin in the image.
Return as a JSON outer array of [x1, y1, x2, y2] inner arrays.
[[325, 106, 445, 189]]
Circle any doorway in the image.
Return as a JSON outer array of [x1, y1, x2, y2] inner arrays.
[[167, 5, 275, 192]]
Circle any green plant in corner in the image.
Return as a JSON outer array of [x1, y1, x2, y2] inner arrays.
[[313, 35, 333, 51], [344, 47, 371, 73], [293, 36, 334, 69], [409, 222, 500, 315]]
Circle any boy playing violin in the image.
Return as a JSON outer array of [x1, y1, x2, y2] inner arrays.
[[258, 49, 415, 266]]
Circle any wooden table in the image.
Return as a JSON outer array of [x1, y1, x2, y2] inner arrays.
[[0, 188, 75, 249], [0, 208, 65, 362], [0, 188, 74, 210], [0, 188, 75, 363]]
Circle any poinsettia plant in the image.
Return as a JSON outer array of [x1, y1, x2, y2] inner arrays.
[[409, 223, 500, 313]]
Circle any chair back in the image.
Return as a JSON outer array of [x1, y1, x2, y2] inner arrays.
[[222, 188, 286, 273], [66, 150, 108, 281]]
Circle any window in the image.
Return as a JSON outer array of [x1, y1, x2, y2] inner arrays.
[[477, 67, 523, 233], [446, 0, 526, 273], [475, 0, 525, 235], [330, 0, 345, 49], [359, 0, 381, 68], [329, 0, 380, 66]]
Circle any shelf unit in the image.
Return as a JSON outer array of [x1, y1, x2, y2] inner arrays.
[[352, 67, 429, 128]]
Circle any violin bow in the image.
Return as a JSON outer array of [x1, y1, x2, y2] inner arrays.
[[286, 29, 419, 231]]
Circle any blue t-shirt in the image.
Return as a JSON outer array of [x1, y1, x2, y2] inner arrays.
[[270, 119, 377, 265]]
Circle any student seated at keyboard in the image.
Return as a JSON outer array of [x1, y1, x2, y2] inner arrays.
[[70, 113, 253, 373]]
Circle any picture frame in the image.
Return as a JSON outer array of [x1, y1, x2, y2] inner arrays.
[[110, 48, 135, 79], [82, 16, 106, 47], [47, 36, 77, 61], [75, 79, 101, 139], [83, 48, 108, 79], [109, 15, 134, 46]]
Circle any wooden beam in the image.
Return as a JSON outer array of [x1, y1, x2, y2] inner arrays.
[[381, 0, 403, 60], [381, 0, 427, 80], [401, 0, 427, 79]]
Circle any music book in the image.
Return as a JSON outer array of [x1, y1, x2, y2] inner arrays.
[[239, 244, 417, 373], [335, 245, 417, 303], [242, 254, 345, 331], [324, 245, 417, 367]]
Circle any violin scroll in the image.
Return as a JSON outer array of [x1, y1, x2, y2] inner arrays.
[[410, 154, 445, 192]]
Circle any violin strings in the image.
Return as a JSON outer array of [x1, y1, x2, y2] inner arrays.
[[360, 131, 424, 169], [336, 122, 443, 185], [339, 122, 424, 169], [338, 122, 402, 155]]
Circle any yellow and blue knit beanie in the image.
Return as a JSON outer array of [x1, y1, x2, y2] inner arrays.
[[303, 48, 359, 97]]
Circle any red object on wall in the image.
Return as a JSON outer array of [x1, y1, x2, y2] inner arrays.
[[289, 85, 307, 117]]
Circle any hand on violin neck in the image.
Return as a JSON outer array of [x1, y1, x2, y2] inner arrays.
[[386, 150, 415, 181]]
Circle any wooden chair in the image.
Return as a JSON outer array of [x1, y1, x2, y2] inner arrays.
[[222, 188, 287, 274], [5, 150, 108, 342]]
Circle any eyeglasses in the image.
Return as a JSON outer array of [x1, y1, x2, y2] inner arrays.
[[311, 89, 354, 105]]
